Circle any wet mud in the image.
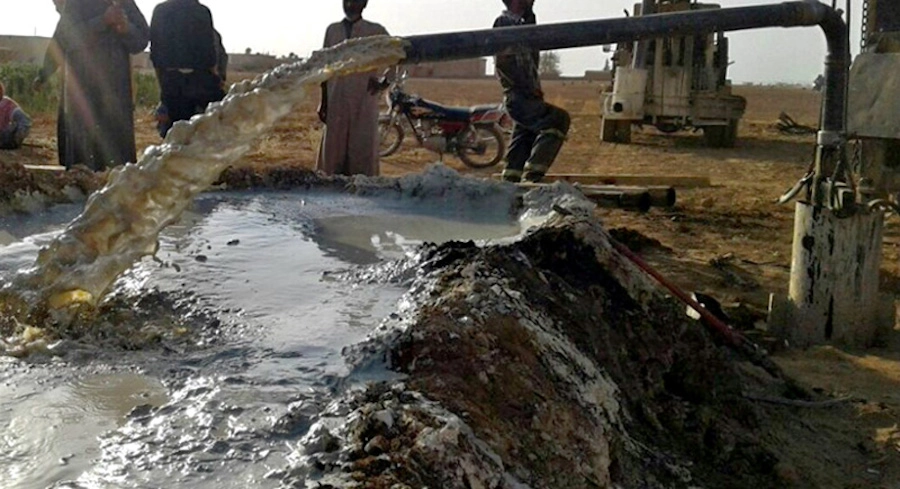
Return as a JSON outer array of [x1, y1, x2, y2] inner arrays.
[[0, 162, 102, 215], [276, 211, 882, 489], [0, 165, 890, 488]]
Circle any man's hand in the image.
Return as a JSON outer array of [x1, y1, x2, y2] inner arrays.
[[103, 3, 128, 34], [316, 104, 327, 124]]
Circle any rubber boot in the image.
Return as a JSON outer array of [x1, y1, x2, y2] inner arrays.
[[522, 128, 567, 182]]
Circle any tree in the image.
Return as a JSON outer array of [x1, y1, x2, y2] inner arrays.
[[539, 51, 562, 78], [245, 47, 252, 55]]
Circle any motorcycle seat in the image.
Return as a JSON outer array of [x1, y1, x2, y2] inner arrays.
[[470, 104, 501, 114], [419, 99, 500, 122]]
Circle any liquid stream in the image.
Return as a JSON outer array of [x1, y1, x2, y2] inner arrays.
[[2, 36, 408, 320]]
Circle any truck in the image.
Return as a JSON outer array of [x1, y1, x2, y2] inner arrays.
[[600, 0, 746, 147]]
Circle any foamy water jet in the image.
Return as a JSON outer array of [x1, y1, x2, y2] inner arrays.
[[1, 36, 407, 322]]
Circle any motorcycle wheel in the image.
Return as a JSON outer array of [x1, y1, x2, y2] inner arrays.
[[378, 120, 404, 157], [457, 124, 506, 169]]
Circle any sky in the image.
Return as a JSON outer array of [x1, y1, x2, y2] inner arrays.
[[4, 0, 865, 84]]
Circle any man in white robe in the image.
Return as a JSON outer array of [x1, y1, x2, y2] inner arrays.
[[316, 0, 389, 177]]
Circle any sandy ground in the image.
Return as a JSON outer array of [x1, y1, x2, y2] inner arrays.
[[3, 77, 900, 486]]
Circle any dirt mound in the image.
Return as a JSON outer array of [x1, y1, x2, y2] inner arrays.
[[0, 162, 321, 216], [279, 212, 882, 488], [0, 288, 222, 358], [0, 162, 102, 213]]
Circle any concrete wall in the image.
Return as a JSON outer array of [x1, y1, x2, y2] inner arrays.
[[132, 52, 282, 73], [0, 35, 50, 65], [226, 53, 282, 73], [406, 58, 487, 79], [0, 35, 280, 75]]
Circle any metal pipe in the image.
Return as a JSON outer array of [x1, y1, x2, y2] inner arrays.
[[402, 1, 848, 133], [587, 190, 652, 212], [583, 185, 676, 208], [610, 237, 789, 381], [632, 0, 656, 68]]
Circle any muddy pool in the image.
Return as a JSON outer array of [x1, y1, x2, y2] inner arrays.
[[0, 188, 522, 489]]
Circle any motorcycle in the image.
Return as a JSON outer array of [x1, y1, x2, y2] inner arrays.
[[378, 72, 510, 169]]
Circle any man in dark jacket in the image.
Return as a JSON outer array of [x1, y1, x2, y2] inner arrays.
[[493, 0, 570, 183], [150, 0, 226, 137]]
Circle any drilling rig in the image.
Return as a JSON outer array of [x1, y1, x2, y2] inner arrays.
[[849, 0, 900, 197], [600, 0, 747, 147], [403, 0, 893, 348]]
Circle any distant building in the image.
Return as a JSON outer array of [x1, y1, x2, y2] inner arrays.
[[406, 59, 487, 79], [0, 35, 50, 65], [584, 70, 613, 82], [1, 35, 280, 75], [132, 51, 281, 74], [225, 53, 281, 73]]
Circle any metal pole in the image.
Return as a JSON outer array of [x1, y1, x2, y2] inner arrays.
[[402, 2, 890, 347], [632, 0, 656, 69], [402, 1, 848, 134]]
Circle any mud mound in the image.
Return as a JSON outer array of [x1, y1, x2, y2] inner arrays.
[[279, 213, 873, 489], [0, 162, 102, 213], [1, 289, 222, 358], [217, 164, 519, 208], [609, 226, 671, 252], [217, 165, 326, 190]]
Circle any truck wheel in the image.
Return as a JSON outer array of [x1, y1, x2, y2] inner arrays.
[[703, 120, 738, 148], [601, 118, 631, 144]]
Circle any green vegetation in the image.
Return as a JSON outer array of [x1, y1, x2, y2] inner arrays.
[[0, 63, 58, 113], [133, 70, 160, 108], [0, 63, 160, 114]]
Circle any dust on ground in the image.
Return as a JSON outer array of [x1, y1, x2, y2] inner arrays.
[[1, 79, 900, 487]]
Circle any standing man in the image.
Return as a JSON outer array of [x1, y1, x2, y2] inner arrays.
[[33, 0, 67, 166], [0, 82, 32, 150], [493, 0, 570, 183], [38, 0, 149, 171], [317, 0, 389, 177], [150, 0, 227, 137]]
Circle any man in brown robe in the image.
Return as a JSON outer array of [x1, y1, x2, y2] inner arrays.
[[42, 0, 149, 171], [316, 0, 389, 177]]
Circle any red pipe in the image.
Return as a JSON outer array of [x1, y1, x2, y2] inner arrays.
[[610, 239, 744, 347]]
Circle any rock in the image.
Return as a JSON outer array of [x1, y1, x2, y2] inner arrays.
[[364, 435, 390, 456]]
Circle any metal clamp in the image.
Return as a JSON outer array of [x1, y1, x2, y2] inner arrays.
[[816, 130, 844, 147], [777, 171, 814, 205]]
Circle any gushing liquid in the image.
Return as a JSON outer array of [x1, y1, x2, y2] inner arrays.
[[3, 36, 407, 319]]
